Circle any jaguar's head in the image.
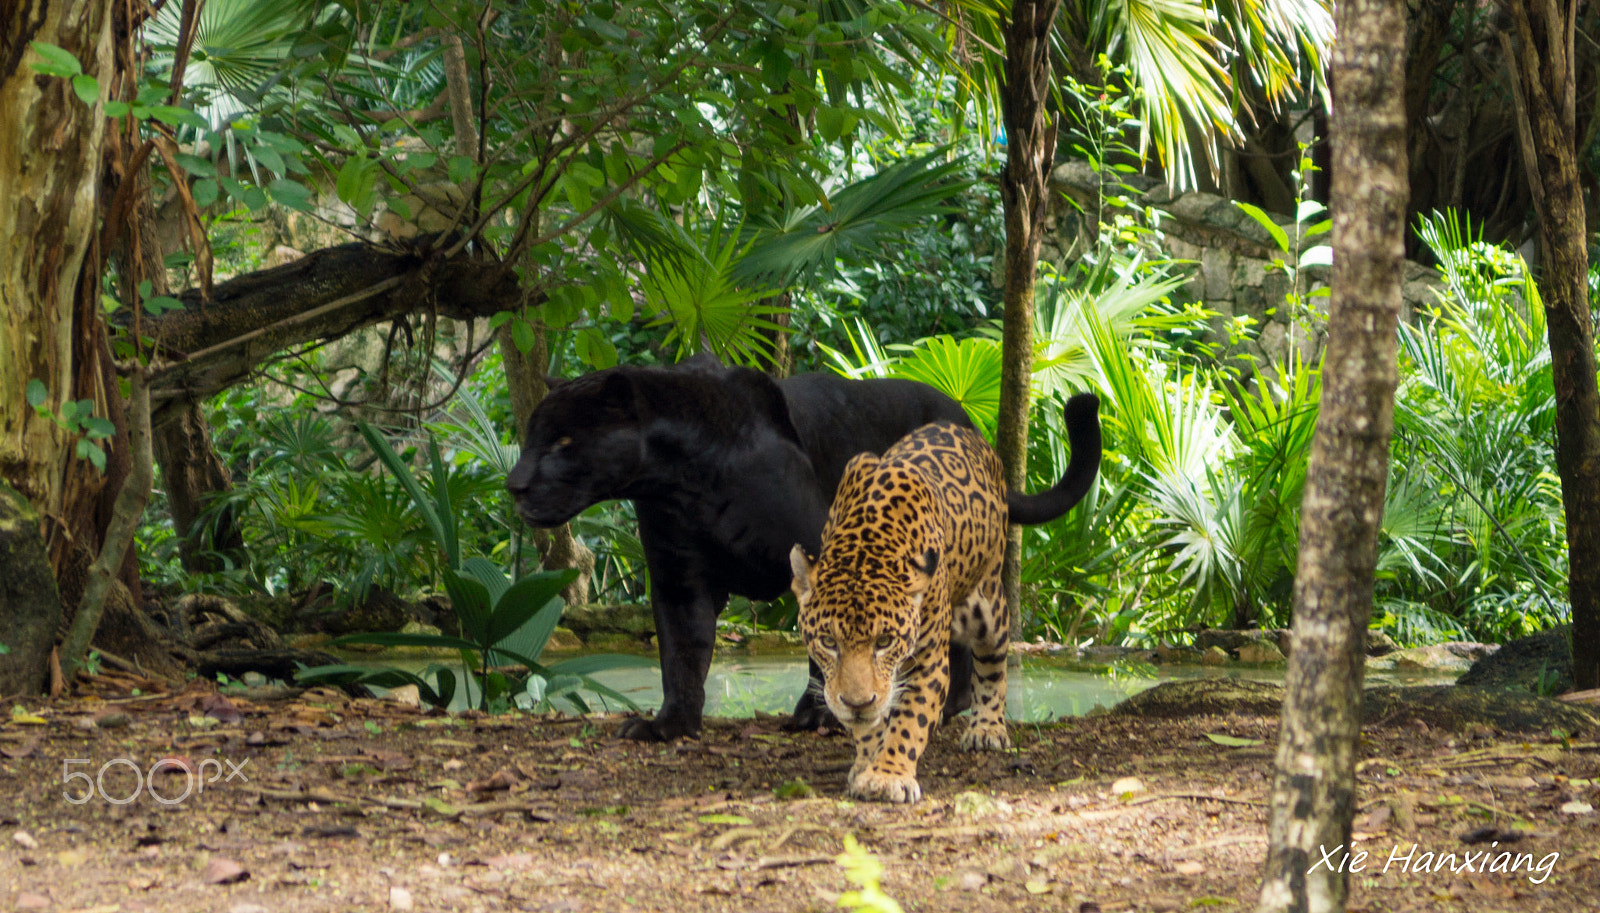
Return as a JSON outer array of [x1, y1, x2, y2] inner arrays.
[[506, 370, 645, 528], [789, 544, 937, 729]]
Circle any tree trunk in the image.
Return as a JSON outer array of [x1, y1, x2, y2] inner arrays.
[[0, 483, 65, 695], [153, 400, 244, 573], [498, 319, 593, 604], [1256, 0, 1409, 909], [0, 1, 115, 536], [996, 0, 1062, 630], [1500, 0, 1600, 691], [0, 1, 118, 685]]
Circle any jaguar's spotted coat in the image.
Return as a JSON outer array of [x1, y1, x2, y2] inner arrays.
[[789, 395, 1100, 803]]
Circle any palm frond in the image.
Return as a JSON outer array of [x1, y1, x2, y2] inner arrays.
[[733, 151, 974, 287]]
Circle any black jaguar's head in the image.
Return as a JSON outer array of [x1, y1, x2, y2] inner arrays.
[[506, 369, 645, 528]]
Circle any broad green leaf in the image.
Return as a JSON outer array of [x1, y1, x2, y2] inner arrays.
[[173, 153, 215, 177], [442, 569, 493, 645], [191, 179, 219, 207], [29, 42, 81, 77], [149, 105, 206, 129], [71, 74, 98, 106], [1235, 202, 1290, 254], [460, 556, 511, 607], [25, 379, 47, 409], [269, 178, 313, 212], [1298, 246, 1333, 268], [489, 569, 578, 650]]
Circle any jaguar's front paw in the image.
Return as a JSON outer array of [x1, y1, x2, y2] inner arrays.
[[848, 768, 923, 804], [959, 721, 1011, 752]]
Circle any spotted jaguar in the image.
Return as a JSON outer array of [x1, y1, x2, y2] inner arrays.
[[789, 395, 1100, 803]]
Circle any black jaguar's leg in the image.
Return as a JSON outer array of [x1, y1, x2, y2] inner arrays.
[[617, 587, 724, 742], [943, 641, 974, 720]]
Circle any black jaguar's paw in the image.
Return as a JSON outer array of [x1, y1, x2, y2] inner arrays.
[[616, 714, 697, 742]]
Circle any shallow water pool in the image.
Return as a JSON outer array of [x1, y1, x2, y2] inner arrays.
[[580, 653, 1457, 722]]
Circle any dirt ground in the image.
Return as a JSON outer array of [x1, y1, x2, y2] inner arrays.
[[2, 677, 1598, 913]]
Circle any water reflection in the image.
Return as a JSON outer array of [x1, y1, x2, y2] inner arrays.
[[579, 654, 1459, 722]]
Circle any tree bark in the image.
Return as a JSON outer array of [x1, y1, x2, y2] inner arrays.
[[996, 0, 1061, 631], [152, 400, 244, 573], [0, 0, 115, 531], [1256, 0, 1409, 909], [0, 483, 65, 695], [136, 241, 520, 426], [1, 1, 121, 687], [1499, 0, 1600, 691], [498, 319, 592, 604]]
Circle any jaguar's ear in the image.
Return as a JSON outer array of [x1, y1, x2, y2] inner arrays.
[[789, 544, 815, 604], [595, 369, 641, 420], [543, 374, 565, 391], [906, 549, 938, 610]]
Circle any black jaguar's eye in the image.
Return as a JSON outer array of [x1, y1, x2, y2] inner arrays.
[[819, 635, 838, 650], [874, 633, 893, 650], [552, 436, 572, 451]]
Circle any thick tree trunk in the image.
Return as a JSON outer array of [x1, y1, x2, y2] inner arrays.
[[0, 1, 115, 529], [0, 2, 118, 685], [1256, 0, 1409, 909], [996, 0, 1061, 630], [0, 484, 65, 695], [1501, 0, 1600, 691]]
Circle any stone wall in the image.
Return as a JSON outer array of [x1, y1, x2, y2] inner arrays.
[[1044, 161, 1443, 373]]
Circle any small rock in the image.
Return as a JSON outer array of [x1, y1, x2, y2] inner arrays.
[[73, 716, 96, 731], [1174, 861, 1205, 876], [203, 857, 250, 885], [1560, 801, 1594, 815], [95, 712, 131, 729], [986, 858, 1030, 884], [386, 685, 422, 709], [1200, 646, 1230, 666], [1237, 641, 1285, 664], [240, 671, 268, 688], [14, 892, 49, 910], [953, 791, 1001, 817], [55, 849, 86, 867], [955, 869, 988, 892], [1110, 777, 1147, 798], [389, 886, 414, 910], [13, 830, 38, 850]]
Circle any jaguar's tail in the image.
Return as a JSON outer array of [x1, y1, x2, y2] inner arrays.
[[1006, 393, 1102, 525]]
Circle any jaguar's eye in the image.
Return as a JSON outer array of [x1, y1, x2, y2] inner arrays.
[[874, 633, 894, 650], [819, 635, 838, 650], [552, 436, 572, 451]]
